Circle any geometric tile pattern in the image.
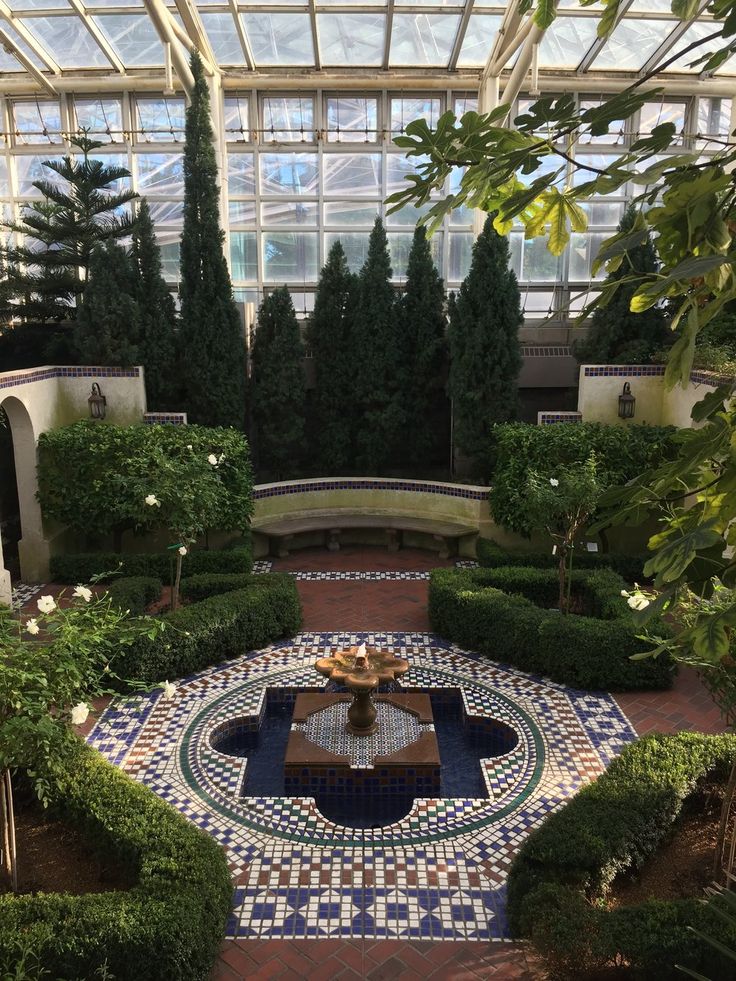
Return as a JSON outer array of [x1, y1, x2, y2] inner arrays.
[[87, 631, 635, 942], [11, 581, 42, 609]]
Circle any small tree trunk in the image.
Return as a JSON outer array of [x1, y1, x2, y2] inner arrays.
[[1, 769, 18, 893], [714, 758, 736, 880], [171, 551, 183, 612], [558, 547, 567, 614]]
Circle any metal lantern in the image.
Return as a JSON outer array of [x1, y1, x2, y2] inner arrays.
[[618, 382, 635, 420], [88, 382, 107, 420]]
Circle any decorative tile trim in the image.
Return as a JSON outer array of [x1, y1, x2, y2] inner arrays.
[[521, 345, 571, 357], [690, 370, 735, 387], [537, 411, 582, 425], [143, 412, 188, 425], [254, 479, 489, 502], [0, 365, 141, 390], [582, 364, 735, 389]]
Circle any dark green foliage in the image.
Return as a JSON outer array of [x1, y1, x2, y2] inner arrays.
[[448, 217, 522, 472], [489, 422, 676, 536], [396, 226, 448, 467], [573, 205, 670, 365], [178, 51, 245, 428], [428, 566, 673, 690], [106, 576, 162, 616], [0, 135, 138, 322], [132, 199, 179, 410], [476, 538, 647, 584], [73, 241, 141, 366], [179, 572, 252, 602], [50, 546, 252, 583], [251, 286, 306, 477], [507, 732, 736, 979], [307, 241, 358, 472], [0, 739, 231, 981], [0, 322, 77, 369], [116, 574, 302, 683], [354, 218, 402, 473]]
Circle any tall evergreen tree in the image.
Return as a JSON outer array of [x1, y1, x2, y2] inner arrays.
[[132, 199, 178, 409], [448, 216, 522, 472], [1, 135, 138, 322], [353, 217, 402, 473], [178, 50, 245, 428], [573, 204, 669, 364], [251, 287, 306, 478], [397, 226, 448, 468], [73, 241, 141, 366], [307, 241, 357, 472]]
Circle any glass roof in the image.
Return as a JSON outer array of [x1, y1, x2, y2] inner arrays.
[[0, 0, 731, 78]]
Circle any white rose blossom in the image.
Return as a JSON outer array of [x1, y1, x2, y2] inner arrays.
[[145, 494, 161, 507], [161, 680, 177, 700], [73, 585, 93, 603], [218, 453, 226, 464], [178, 545, 188, 556], [627, 594, 650, 612], [549, 478, 559, 487], [208, 454, 218, 466], [620, 589, 630, 598], [70, 702, 90, 725], [25, 618, 40, 635], [187, 444, 193, 451], [37, 595, 56, 614]]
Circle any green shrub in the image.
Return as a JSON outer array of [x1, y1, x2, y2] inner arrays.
[[179, 572, 253, 602], [477, 538, 646, 584], [117, 573, 302, 684], [428, 566, 672, 690], [0, 739, 231, 981], [507, 732, 736, 979], [106, 576, 162, 615], [487, 422, 676, 536], [51, 545, 253, 584]]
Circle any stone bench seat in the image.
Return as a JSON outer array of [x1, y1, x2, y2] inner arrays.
[[252, 511, 478, 559]]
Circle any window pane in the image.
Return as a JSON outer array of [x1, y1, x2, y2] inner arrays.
[[228, 153, 255, 195], [224, 97, 250, 143], [201, 13, 247, 65], [262, 97, 315, 142], [388, 231, 442, 279], [580, 200, 623, 226], [325, 231, 370, 273], [94, 14, 163, 66], [147, 200, 183, 226], [569, 231, 607, 281], [0, 159, 9, 197], [538, 17, 598, 69], [578, 98, 626, 146], [136, 153, 184, 194], [323, 201, 380, 225], [386, 153, 433, 195], [390, 13, 460, 67], [260, 153, 319, 195], [24, 17, 110, 69], [135, 98, 186, 142], [158, 240, 180, 282], [457, 14, 503, 68], [243, 13, 314, 66], [263, 231, 318, 282], [521, 237, 559, 281], [386, 201, 435, 226], [390, 97, 441, 134], [15, 154, 64, 196], [230, 231, 258, 281], [697, 96, 731, 150], [326, 97, 378, 143], [317, 14, 385, 66], [13, 100, 62, 144], [449, 232, 472, 281], [228, 200, 257, 224], [594, 19, 676, 71], [261, 200, 318, 225], [74, 97, 123, 143], [454, 94, 478, 117], [638, 100, 686, 141], [323, 153, 382, 196]]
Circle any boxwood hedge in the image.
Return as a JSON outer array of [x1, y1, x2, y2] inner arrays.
[[105, 576, 162, 616], [477, 538, 647, 584], [0, 739, 232, 981], [428, 566, 672, 690], [507, 732, 736, 979], [50, 545, 252, 584]]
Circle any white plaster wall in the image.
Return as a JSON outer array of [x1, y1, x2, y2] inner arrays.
[[577, 367, 665, 425]]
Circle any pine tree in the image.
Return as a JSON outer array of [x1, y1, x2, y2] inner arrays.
[[1, 135, 138, 322], [73, 241, 141, 366], [307, 241, 358, 472], [573, 205, 669, 364], [132, 199, 178, 409], [448, 216, 522, 472], [178, 50, 246, 428], [396, 226, 448, 469], [353, 217, 402, 474], [251, 287, 306, 478]]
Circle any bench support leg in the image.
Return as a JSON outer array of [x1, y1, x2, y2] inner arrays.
[[434, 534, 454, 561], [270, 534, 293, 559], [386, 528, 401, 553], [327, 528, 341, 552]]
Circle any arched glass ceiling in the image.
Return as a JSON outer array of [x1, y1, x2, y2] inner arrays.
[[0, 0, 731, 79]]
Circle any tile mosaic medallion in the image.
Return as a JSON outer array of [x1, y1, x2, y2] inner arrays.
[[87, 632, 635, 942]]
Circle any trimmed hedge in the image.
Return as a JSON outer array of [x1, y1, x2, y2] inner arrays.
[[51, 545, 252, 584], [105, 576, 162, 616], [507, 732, 736, 979], [179, 572, 252, 603], [0, 739, 231, 981], [428, 566, 673, 690], [477, 538, 647, 584], [116, 573, 302, 684]]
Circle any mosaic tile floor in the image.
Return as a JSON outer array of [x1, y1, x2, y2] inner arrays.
[[87, 631, 635, 943]]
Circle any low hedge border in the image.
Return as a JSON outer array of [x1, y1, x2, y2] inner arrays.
[[105, 576, 162, 616], [428, 566, 673, 690], [51, 545, 253, 584], [507, 732, 736, 979], [477, 538, 647, 584], [179, 572, 253, 603], [0, 739, 232, 981]]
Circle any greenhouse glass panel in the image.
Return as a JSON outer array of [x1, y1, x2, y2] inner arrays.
[[230, 232, 258, 282], [390, 97, 441, 133], [260, 153, 319, 195], [12, 101, 62, 144], [325, 231, 370, 273], [136, 153, 184, 194], [696, 96, 731, 149], [21, 17, 110, 68], [14, 155, 65, 196], [135, 98, 186, 142], [261, 200, 319, 226], [242, 13, 314, 66], [577, 98, 626, 145], [521, 237, 559, 281], [389, 14, 460, 67], [638, 100, 686, 140], [662, 20, 719, 72], [386, 153, 433, 195], [263, 231, 318, 282], [457, 15, 503, 68], [323, 153, 382, 197], [454, 94, 479, 117], [579, 200, 624, 226], [94, 15, 164, 66], [262, 97, 315, 142], [0, 23, 44, 69], [0, 159, 9, 196], [201, 13, 247, 65], [538, 17, 599, 69], [594, 19, 676, 70], [317, 14, 385, 66], [147, 201, 184, 226], [158, 240, 180, 282], [386, 201, 436, 226], [224, 98, 250, 143], [228, 153, 256, 194], [73, 98, 124, 142], [569, 232, 608, 282], [449, 232, 473, 282], [228, 200, 257, 224], [6, 0, 68, 8], [323, 201, 380, 225], [94, 153, 131, 191], [326, 97, 378, 143], [388, 231, 442, 279]]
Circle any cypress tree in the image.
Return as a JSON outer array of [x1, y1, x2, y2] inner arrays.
[[573, 204, 669, 364], [448, 216, 522, 472], [178, 50, 245, 428], [397, 226, 448, 469], [251, 286, 306, 478], [307, 241, 357, 472], [132, 199, 178, 409], [353, 217, 402, 474], [73, 241, 141, 366]]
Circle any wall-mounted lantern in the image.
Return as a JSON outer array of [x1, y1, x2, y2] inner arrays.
[[88, 382, 107, 420], [618, 382, 635, 420]]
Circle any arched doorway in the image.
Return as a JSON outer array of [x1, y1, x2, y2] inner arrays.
[[0, 405, 21, 581]]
